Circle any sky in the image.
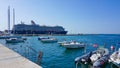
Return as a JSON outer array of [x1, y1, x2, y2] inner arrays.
[[0, 0, 120, 34]]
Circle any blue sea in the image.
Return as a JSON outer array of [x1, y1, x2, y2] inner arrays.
[[0, 34, 120, 68]]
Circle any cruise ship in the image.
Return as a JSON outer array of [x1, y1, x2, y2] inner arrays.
[[12, 20, 67, 35]]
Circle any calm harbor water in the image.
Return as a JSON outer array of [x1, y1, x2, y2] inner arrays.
[[0, 34, 120, 68]]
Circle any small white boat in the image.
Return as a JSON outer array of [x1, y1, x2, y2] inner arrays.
[[109, 48, 120, 67], [62, 41, 86, 48], [40, 37, 57, 43], [6, 38, 25, 43]]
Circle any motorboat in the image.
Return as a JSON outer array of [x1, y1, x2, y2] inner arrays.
[[40, 37, 57, 43], [6, 37, 25, 43], [62, 41, 86, 48], [109, 48, 120, 67], [75, 47, 109, 67]]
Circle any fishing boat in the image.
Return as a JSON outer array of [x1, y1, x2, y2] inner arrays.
[[62, 41, 86, 48], [40, 37, 57, 43], [109, 48, 120, 67], [6, 37, 25, 43], [75, 47, 109, 67]]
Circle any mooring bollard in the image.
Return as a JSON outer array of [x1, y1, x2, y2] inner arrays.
[[36, 51, 43, 65]]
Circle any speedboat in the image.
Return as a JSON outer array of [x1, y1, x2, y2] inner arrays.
[[62, 41, 86, 48], [40, 37, 57, 43], [75, 47, 109, 67], [109, 48, 120, 67], [6, 38, 25, 43]]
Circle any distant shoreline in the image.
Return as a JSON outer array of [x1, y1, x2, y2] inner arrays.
[[8, 34, 120, 36], [0, 33, 120, 36]]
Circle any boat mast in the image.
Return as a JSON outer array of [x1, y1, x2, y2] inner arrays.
[[8, 6, 10, 35]]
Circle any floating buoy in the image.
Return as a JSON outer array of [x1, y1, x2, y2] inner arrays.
[[110, 45, 114, 50], [93, 44, 97, 48]]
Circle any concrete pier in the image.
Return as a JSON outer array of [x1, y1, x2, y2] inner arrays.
[[0, 44, 42, 68]]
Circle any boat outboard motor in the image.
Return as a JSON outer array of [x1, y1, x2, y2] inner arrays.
[[93, 55, 109, 68], [75, 52, 92, 64]]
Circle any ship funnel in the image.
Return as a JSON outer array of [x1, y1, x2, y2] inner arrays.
[[31, 20, 36, 25]]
